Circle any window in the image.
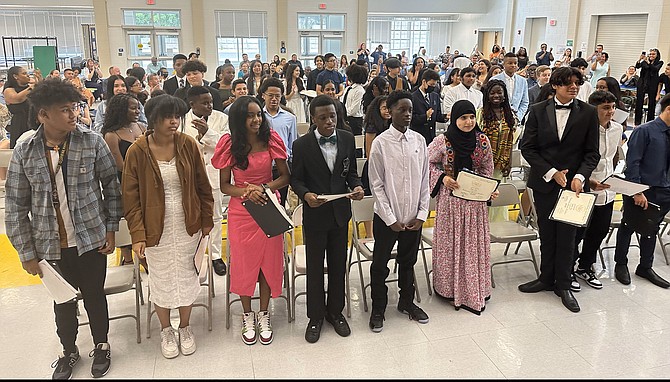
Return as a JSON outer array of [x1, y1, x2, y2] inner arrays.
[[123, 9, 180, 72], [215, 10, 267, 67], [123, 10, 181, 28], [298, 14, 345, 31], [0, 8, 95, 65], [368, 16, 455, 58]]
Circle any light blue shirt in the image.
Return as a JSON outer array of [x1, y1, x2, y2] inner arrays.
[[264, 106, 297, 161], [146, 63, 161, 75]]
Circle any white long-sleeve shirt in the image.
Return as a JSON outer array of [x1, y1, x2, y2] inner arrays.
[[441, 83, 483, 117], [341, 83, 365, 118], [183, 109, 230, 189], [591, 120, 623, 205], [368, 125, 430, 226]]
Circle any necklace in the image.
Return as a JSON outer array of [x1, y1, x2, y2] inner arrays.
[[126, 125, 134, 134]]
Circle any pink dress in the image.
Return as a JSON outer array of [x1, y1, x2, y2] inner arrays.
[[211, 131, 287, 297], [427, 132, 494, 314]]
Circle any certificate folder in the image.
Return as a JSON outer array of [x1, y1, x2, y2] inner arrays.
[[242, 188, 294, 238], [622, 197, 662, 236], [549, 189, 597, 227], [451, 169, 500, 202], [38, 260, 78, 304], [193, 235, 210, 283]]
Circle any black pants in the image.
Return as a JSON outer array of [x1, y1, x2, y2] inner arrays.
[[615, 187, 670, 269], [303, 224, 348, 320], [573, 201, 614, 271], [52, 247, 109, 353], [370, 214, 422, 311], [634, 84, 658, 125], [272, 166, 289, 205], [346, 116, 364, 136], [534, 188, 578, 290]]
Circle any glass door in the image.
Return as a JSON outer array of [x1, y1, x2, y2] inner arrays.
[[299, 32, 344, 67], [321, 34, 343, 57], [127, 31, 180, 73]]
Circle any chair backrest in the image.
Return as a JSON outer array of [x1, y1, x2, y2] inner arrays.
[[0, 149, 13, 167], [351, 196, 374, 223], [297, 122, 310, 136], [356, 157, 366, 177], [511, 149, 522, 168], [292, 203, 303, 227], [354, 135, 365, 151], [490, 183, 520, 208], [116, 218, 132, 247]]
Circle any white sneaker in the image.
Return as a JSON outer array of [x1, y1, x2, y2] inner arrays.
[[160, 327, 179, 359], [570, 273, 581, 292], [241, 312, 257, 345], [178, 326, 196, 355], [257, 311, 273, 345], [575, 268, 603, 289]]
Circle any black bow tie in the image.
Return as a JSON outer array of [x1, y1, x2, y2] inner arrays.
[[555, 103, 572, 110], [319, 135, 337, 146]]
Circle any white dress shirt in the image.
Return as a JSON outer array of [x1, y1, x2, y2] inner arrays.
[[368, 125, 430, 226], [591, 120, 623, 205], [442, 83, 483, 117], [313, 129, 338, 173], [183, 109, 230, 189], [341, 83, 365, 118], [577, 81, 593, 103], [503, 72, 515, 100], [542, 100, 586, 186]]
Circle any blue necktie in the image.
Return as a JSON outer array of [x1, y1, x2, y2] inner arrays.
[[319, 135, 337, 146]]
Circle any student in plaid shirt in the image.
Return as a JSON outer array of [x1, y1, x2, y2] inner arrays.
[[5, 78, 122, 379]]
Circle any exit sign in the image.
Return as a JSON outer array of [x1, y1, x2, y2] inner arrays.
[[147, 0, 155, 5], [319, 3, 326, 9]]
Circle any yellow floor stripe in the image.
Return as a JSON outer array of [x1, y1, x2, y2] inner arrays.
[[0, 234, 41, 288]]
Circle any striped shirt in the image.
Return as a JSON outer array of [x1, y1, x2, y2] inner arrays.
[[5, 125, 122, 262]]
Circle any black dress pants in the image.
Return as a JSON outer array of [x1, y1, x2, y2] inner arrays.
[[369, 214, 422, 311], [52, 247, 109, 353], [303, 224, 348, 320], [573, 201, 614, 271]]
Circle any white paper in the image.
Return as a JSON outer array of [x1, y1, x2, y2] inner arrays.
[[300, 90, 317, 99], [613, 108, 629, 124], [266, 188, 293, 224], [316, 192, 355, 202], [550, 190, 596, 227], [38, 260, 78, 304], [451, 171, 500, 202], [602, 175, 649, 197]]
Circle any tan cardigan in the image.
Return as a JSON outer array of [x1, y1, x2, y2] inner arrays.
[[122, 131, 214, 247]]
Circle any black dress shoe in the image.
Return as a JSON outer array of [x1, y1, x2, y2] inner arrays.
[[635, 267, 670, 288], [614, 263, 631, 285], [325, 312, 351, 337], [212, 259, 227, 276], [518, 279, 554, 293], [554, 289, 580, 312], [305, 319, 323, 343]]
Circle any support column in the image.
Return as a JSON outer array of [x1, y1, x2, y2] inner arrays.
[[658, 2, 670, 64], [357, 0, 368, 47], [92, 0, 111, 69], [277, 0, 288, 57], [191, 0, 206, 63]]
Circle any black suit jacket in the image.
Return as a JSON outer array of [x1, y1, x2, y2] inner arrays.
[[163, 75, 189, 96], [520, 98, 600, 194], [410, 89, 446, 145], [173, 83, 224, 112], [291, 130, 363, 231]]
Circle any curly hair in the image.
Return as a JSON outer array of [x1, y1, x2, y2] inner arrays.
[[228, 96, 271, 170], [363, 95, 389, 134], [481, 79, 515, 128], [27, 78, 81, 111], [101, 93, 139, 135]]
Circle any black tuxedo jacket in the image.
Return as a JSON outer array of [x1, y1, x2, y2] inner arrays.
[[520, 98, 600, 194], [291, 129, 363, 230], [410, 89, 446, 144], [163, 75, 189, 96]]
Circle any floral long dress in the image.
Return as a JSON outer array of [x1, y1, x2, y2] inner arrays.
[[427, 132, 494, 314]]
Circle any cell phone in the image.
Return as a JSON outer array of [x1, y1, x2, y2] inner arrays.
[[642, 51, 646, 55]]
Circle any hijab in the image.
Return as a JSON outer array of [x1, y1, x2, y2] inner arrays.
[[445, 99, 478, 176]]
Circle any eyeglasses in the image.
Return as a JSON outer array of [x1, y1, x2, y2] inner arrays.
[[264, 93, 282, 99]]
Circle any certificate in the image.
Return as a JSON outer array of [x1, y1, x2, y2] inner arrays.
[[451, 169, 500, 202], [317, 192, 355, 202], [549, 189, 597, 227], [38, 260, 78, 304], [601, 175, 649, 196]]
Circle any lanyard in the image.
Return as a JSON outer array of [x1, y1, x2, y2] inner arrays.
[[45, 135, 70, 208]]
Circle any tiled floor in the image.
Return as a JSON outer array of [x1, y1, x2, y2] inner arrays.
[[2, 225, 670, 378]]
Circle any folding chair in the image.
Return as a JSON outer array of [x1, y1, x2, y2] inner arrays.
[[77, 218, 144, 343], [354, 135, 365, 157], [348, 196, 421, 312], [598, 202, 642, 270], [489, 183, 540, 288], [297, 122, 310, 136], [418, 197, 436, 295], [224, 239, 292, 329], [0, 148, 12, 208], [146, 238, 214, 338], [356, 157, 366, 178], [508, 150, 527, 193], [285, 204, 351, 320], [655, 213, 670, 265]]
